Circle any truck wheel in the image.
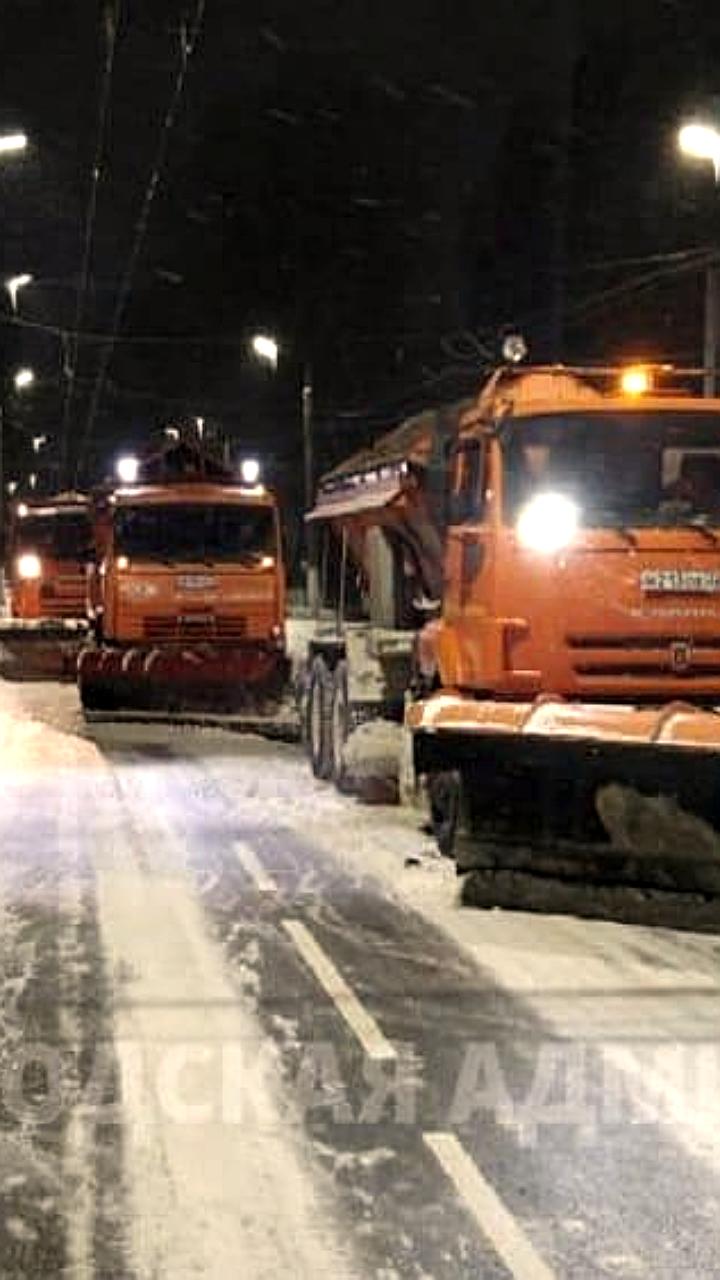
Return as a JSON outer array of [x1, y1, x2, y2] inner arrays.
[[308, 657, 333, 780], [428, 770, 467, 859], [296, 662, 311, 748], [330, 660, 350, 789]]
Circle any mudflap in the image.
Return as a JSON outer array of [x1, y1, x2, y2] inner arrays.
[[78, 643, 292, 722], [0, 623, 87, 683], [415, 723, 720, 925]]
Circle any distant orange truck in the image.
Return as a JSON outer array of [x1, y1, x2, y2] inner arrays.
[[80, 458, 287, 714], [0, 493, 92, 679]]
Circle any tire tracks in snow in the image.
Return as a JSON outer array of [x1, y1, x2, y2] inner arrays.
[[153, 738, 720, 1280], [89, 749, 359, 1279]]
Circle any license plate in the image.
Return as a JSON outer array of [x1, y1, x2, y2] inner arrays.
[[177, 574, 216, 592]]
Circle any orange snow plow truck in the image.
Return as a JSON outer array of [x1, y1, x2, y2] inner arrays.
[[0, 493, 92, 680], [407, 363, 720, 903], [308, 362, 720, 907], [78, 439, 287, 716]]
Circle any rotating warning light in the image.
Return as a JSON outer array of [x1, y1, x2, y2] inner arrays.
[[620, 366, 653, 397]]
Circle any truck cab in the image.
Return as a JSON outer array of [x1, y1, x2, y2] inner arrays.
[[93, 482, 285, 650], [80, 470, 288, 712], [8, 494, 93, 623], [434, 368, 720, 703]]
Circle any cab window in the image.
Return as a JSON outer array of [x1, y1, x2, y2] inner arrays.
[[448, 440, 485, 524]]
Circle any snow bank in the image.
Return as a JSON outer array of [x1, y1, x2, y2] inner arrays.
[[0, 683, 96, 776], [342, 719, 403, 804]]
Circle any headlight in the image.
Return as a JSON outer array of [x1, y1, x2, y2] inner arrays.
[[16, 552, 42, 581], [516, 492, 579, 554]]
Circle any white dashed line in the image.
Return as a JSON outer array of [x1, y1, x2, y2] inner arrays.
[[234, 840, 278, 894], [283, 919, 397, 1061], [424, 1132, 557, 1280]]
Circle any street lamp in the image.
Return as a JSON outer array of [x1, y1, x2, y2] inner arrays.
[[678, 119, 720, 396], [0, 133, 27, 156], [250, 331, 317, 606], [5, 274, 33, 313], [250, 332, 313, 506], [0, 357, 34, 561], [252, 333, 279, 369], [679, 122, 720, 181], [13, 368, 35, 391]]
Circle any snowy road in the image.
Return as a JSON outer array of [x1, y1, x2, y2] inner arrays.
[[2, 682, 720, 1276]]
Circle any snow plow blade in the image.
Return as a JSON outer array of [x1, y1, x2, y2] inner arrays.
[[0, 619, 88, 682], [410, 695, 720, 910], [77, 643, 291, 722]]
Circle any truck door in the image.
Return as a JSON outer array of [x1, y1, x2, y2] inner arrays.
[[441, 437, 495, 688]]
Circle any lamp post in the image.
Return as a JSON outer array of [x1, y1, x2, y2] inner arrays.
[[0, 131, 29, 571], [678, 120, 720, 396], [0, 133, 27, 157], [13, 367, 35, 391], [0, 367, 35, 564], [5, 274, 33, 313], [251, 333, 317, 607]]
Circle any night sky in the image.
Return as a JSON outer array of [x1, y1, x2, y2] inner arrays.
[[2, 0, 720, 504]]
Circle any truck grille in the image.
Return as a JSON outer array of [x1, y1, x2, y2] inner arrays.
[[142, 614, 250, 642], [567, 633, 720, 680], [40, 577, 86, 618]]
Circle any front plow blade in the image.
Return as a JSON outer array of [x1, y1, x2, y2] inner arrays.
[[411, 696, 720, 923], [78, 643, 291, 722]]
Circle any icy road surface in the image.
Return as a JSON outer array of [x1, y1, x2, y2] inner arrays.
[[2, 681, 720, 1276]]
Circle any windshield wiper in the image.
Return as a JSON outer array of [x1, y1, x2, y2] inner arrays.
[[608, 525, 638, 547], [677, 520, 719, 544]]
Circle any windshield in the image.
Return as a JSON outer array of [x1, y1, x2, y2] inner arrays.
[[114, 503, 277, 564], [16, 511, 93, 560], [503, 411, 720, 527]]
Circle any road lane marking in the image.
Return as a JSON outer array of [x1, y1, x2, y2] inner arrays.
[[59, 787, 95, 1280], [234, 840, 278, 894], [424, 1132, 557, 1280], [96, 770, 356, 1278], [283, 919, 397, 1061]]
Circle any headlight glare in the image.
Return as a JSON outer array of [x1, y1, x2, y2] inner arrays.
[[16, 552, 42, 580], [516, 492, 579, 554]]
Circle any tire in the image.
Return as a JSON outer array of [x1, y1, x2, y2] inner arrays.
[[308, 656, 333, 780], [329, 660, 350, 789], [296, 662, 312, 748], [428, 770, 466, 859]]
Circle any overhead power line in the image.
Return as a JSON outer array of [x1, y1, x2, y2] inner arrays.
[[60, 0, 122, 480], [565, 247, 720, 325], [74, 0, 207, 484], [0, 311, 249, 345]]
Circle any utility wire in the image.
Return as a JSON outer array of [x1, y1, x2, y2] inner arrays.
[[74, 0, 206, 484], [565, 248, 720, 324], [59, 0, 122, 481], [574, 246, 714, 274], [0, 312, 247, 346]]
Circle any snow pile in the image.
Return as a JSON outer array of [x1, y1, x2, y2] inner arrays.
[[342, 719, 403, 804], [0, 684, 95, 776], [597, 783, 720, 860]]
